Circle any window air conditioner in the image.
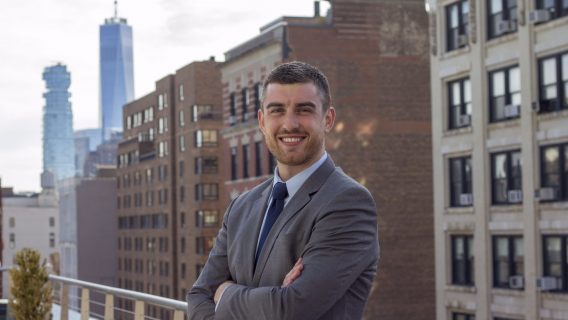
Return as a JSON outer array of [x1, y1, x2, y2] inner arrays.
[[529, 10, 551, 23], [457, 114, 471, 127], [497, 20, 514, 34], [504, 104, 520, 118], [509, 275, 524, 289], [508, 190, 523, 203], [537, 187, 558, 201], [457, 34, 468, 47], [537, 277, 560, 291], [459, 193, 473, 206]]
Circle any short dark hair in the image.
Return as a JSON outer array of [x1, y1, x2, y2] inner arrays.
[[261, 61, 331, 110]]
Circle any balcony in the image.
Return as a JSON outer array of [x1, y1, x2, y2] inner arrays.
[[49, 274, 187, 320]]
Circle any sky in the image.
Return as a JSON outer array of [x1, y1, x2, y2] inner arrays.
[[0, 0, 324, 192]]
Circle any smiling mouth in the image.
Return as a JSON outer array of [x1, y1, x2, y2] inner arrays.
[[279, 136, 306, 144]]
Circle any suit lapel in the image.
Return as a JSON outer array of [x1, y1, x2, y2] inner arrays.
[[253, 157, 336, 283], [244, 180, 272, 282]]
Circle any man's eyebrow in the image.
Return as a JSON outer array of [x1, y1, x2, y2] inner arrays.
[[296, 102, 316, 108], [265, 102, 285, 109]]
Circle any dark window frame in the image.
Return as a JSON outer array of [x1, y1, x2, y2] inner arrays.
[[492, 235, 524, 289], [229, 93, 236, 125], [491, 150, 523, 205], [540, 143, 568, 202], [451, 234, 475, 286], [448, 77, 472, 130], [487, 0, 518, 39], [488, 65, 521, 122], [243, 144, 250, 179], [449, 156, 473, 207], [242, 87, 249, 122], [231, 147, 238, 180], [452, 313, 475, 320], [195, 156, 218, 174], [538, 52, 568, 113], [255, 141, 263, 177], [446, 0, 470, 52], [536, 0, 568, 21], [542, 235, 568, 292]]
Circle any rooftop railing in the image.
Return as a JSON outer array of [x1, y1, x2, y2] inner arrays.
[[49, 274, 187, 320]]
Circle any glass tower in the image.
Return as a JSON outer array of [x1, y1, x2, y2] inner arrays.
[[42, 63, 75, 185], [99, 3, 134, 141]]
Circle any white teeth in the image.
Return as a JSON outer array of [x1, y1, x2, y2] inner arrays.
[[282, 137, 302, 143]]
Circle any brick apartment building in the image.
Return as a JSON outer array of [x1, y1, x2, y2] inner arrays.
[[220, 0, 434, 318], [116, 60, 223, 318]]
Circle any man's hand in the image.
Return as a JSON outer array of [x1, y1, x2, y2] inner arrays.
[[281, 258, 303, 288], [214, 280, 235, 304]]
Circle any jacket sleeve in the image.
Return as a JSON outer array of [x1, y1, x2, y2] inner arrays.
[[214, 186, 379, 320], [186, 199, 236, 320]]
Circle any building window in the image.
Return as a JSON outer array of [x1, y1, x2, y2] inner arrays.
[[254, 82, 262, 118], [196, 210, 219, 227], [195, 183, 219, 201], [255, 141, 263, 177], [448, 78, 472, 130], [180, 212, 186, 228], [196, 236, 215, 255], [192, 105, 215, 122], [195, 130, 218, 147], [491, 150, 522, 205], [229, 92, 236, 125], [493, 236, 524, 289], [49, 233, 55, 248], [180, 186, 185, 203], [451, 235, 474, 286], [179, 160, 185, 177], [543, 235, 568, 291], [180, 237, 186, 253], [195, 156, 218, 174], [181, 263, 186, 279], [179, 135, 186, 152], [452, 313, 475, 320], [243, 144, 250, 179], [487, 0, 518, 39], [49, 217, 55, 227], [231, 147, 238, 180], [449, 156, 473, 207], [9, 217, 15, 228], [179, 84, 184, 101], [242, 87, 249, 122], [538, 52, 568, 113], [540, 143, 568, 202], [446, 0, 469, 51], [179, 110, 185, 127], [489, 65, 521, 122], [158, 94, 164, 110], [9, 233, 15, 249], [536, 0, 568, 21]]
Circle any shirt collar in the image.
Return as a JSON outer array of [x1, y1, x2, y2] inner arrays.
[[273, 152, 328, 204]]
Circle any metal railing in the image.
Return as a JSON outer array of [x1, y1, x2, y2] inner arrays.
[[49, 274, 187, 320]]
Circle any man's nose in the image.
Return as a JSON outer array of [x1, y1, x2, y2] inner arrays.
[[282, 112, 300, 131]]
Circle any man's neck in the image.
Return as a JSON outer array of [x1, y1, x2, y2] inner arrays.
[[276, 151, 327, 181]]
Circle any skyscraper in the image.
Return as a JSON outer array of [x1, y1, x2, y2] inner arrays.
[[42, 63, 75, 186], [100, 1, 134, 141]]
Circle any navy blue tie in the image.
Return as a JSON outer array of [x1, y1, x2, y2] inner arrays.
[[255, 182, 288, 265]]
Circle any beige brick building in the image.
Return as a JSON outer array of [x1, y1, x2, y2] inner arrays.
[[428, 0, 568, 318]]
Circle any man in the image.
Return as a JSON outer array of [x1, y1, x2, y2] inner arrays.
[[187, 61, 379, 320]]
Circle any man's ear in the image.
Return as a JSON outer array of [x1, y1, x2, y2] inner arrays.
[[324, 107, 336, 133], [258, 108, 266, 134]]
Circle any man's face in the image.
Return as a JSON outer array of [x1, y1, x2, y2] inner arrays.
[[259, 82, 335, 176]]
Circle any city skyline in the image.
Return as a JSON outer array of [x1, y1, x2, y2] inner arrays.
[[0, 0, 319, 192]]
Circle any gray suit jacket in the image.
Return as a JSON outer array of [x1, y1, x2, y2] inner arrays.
[[187, 157, 379, 320]]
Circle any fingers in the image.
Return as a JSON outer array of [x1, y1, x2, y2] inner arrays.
[[281, 257, 304, 288]]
